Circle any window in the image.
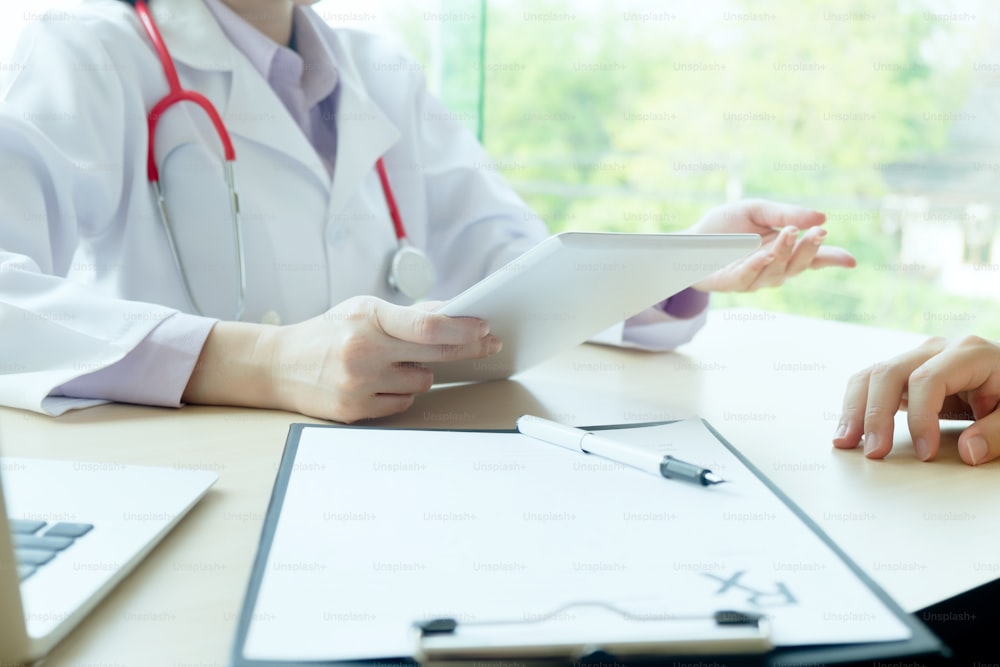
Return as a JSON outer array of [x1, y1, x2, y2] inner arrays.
[[391, 0, 1000, 336]]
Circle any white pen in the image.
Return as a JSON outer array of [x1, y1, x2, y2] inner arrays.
[[515, 415, 725, 486]]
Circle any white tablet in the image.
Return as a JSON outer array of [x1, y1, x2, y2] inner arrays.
[[430, 232, 760, 383]]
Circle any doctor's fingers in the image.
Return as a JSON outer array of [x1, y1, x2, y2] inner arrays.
[[413, 300, 447, 312], [370, 299, 491, 345], [744, 226, 799, 289], [768, 233, 857, 280], [320, 365, 435, 423], [744, 199, 827, 232], [694, 228, 796, 291], [807, 246, 858, 270], [334, 334, 500, 390], [331, 392, 421, 424], [385, 335, 503, 365], [765, 227, 827, 282], [904, 338, 1000, 463]]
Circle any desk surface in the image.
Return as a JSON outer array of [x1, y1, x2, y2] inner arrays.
[[1, 309, 995, 665]]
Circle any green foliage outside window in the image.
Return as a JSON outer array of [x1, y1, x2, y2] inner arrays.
[[390, 0, 1000, 338]]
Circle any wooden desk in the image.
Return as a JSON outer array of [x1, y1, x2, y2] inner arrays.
[[1, 309, 995, 665]]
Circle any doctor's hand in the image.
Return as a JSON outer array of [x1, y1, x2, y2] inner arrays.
[[688, 199, 856, 293], [183, 296, 501, 423], [833, 336, 1000, 466]]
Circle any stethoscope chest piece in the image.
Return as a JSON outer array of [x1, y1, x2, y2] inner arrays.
[[389, 241, 436, 301]]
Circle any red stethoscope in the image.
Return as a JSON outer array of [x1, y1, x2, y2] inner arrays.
[[134, 0, 436, 320]]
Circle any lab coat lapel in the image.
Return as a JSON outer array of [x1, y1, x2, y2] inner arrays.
[[322, 29, 401, 217], [225, 65, 330, 187], [151, 0, 330, 189], [327, 85, 400, 218]]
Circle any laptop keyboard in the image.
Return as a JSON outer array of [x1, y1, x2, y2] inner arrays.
[[10, 519, 94, 581]]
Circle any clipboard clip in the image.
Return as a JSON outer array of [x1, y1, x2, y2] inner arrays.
[[412, 602, 772, 664]]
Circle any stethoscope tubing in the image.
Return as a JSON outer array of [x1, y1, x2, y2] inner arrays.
[[135, 0, 434, 318]]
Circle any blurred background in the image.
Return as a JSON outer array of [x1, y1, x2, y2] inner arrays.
[[3, 0, 999, 336]]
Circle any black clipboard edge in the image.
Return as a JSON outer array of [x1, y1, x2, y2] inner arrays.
[[229, 420, 949, 667], [689, 419, 948, 667]]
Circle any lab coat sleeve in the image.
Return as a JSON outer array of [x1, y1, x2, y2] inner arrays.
[[52, 313, 215, 412], [0, 16, 203, 415], [589, 298, 709, 351]]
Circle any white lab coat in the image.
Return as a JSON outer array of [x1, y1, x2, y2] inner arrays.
[[0, 0, 704, 415]]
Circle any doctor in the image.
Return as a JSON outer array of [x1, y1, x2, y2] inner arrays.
[[0, 0, 854, 423]]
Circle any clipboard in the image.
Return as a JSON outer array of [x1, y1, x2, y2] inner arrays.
[[229, 420, 946, 666]]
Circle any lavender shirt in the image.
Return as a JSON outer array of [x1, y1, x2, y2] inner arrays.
[[56, 0, 707, 406]]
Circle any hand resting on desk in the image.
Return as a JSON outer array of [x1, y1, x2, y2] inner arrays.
[[833, 335, 1000, 466]]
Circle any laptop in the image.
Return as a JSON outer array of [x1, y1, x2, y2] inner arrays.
[[0, 456, 216, 664], [430, 232, 760, 383]]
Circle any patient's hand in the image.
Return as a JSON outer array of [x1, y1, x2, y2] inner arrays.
[[689, 199, 856, 292], [834, 336, 1000, 466]]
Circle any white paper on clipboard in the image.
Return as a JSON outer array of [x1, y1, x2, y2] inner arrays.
[[242, 418, 911, 661]]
